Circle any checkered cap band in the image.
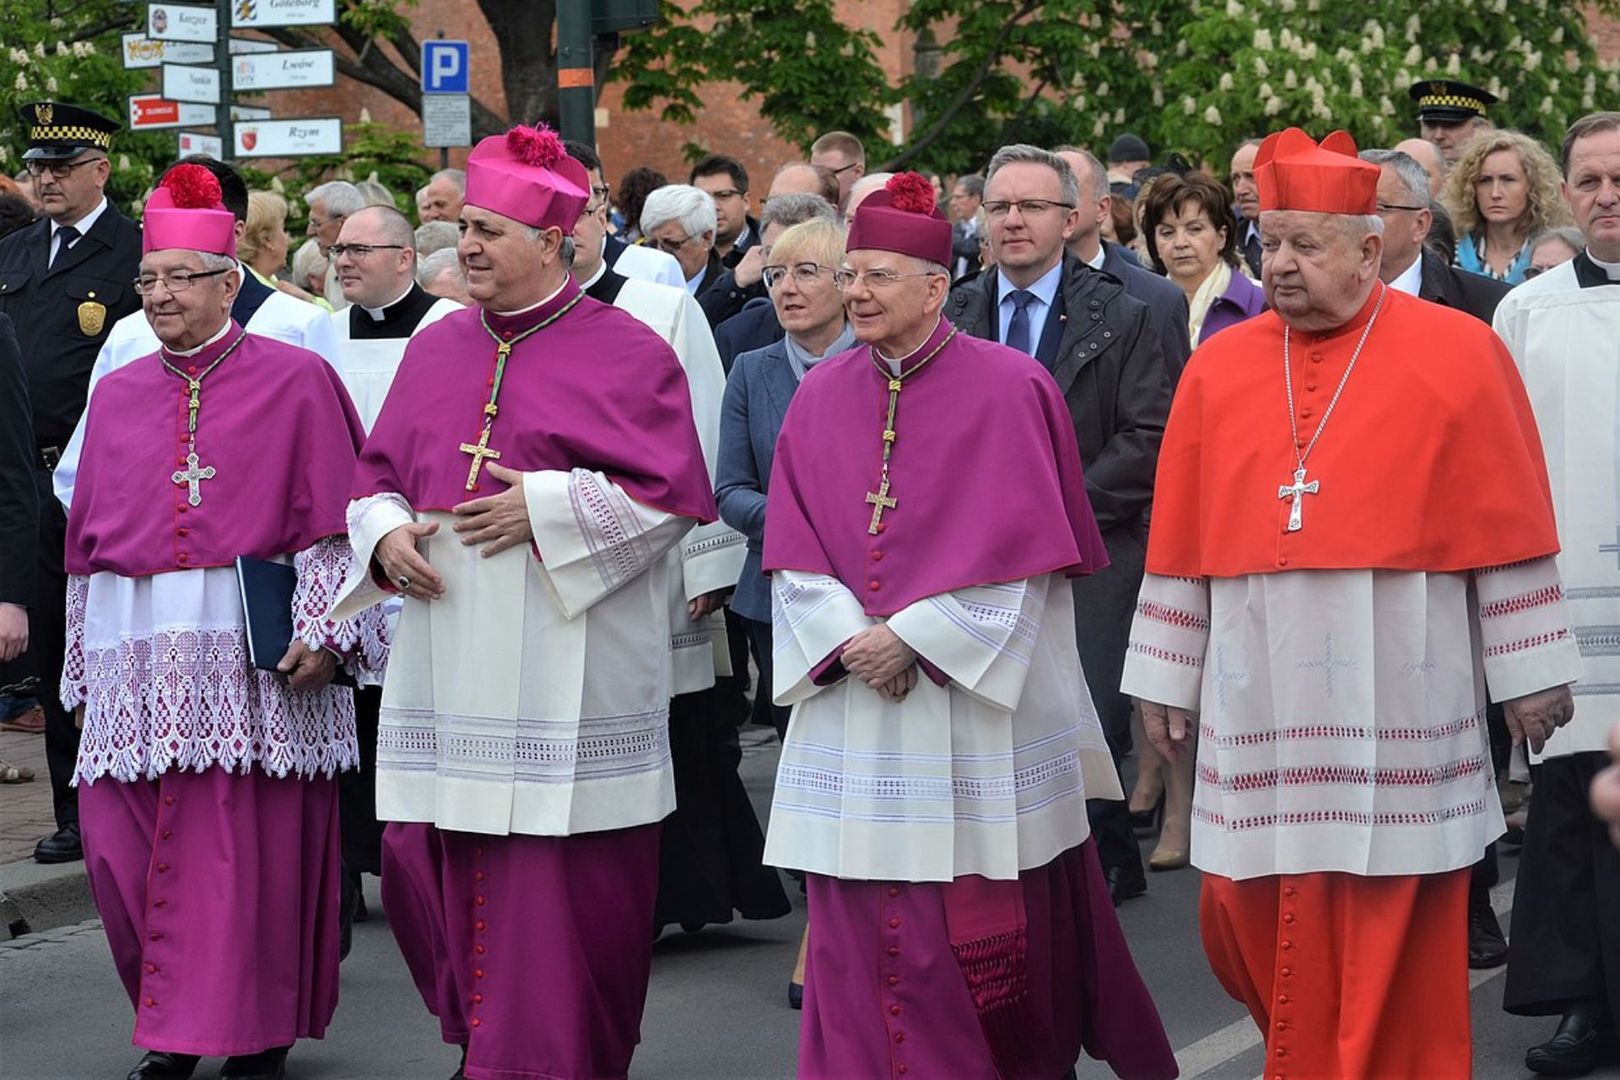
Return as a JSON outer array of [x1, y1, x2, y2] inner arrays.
[[1417, 93, 1487, 113], [29, 124, 113, 149]]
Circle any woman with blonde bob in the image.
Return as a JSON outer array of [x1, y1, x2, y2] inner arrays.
[[715, 216, 852, 1012], [1443, 129, 1573, 284]]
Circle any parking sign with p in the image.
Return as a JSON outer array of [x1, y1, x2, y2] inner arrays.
[[421, 40, 470, 94]]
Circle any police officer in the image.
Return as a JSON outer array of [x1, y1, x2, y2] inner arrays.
[[0, 102, 141, 863], [1409, 78, 1499, 165]]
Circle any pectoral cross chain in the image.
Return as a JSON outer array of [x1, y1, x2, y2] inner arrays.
[[865, 475, 896, 535], [1277, 467, 1320, 533]]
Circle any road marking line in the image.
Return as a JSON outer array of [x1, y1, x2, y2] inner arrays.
[[1175, 875, 1519, 1077]]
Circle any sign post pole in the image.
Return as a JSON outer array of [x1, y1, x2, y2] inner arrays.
[[215, 0, 234, 162], [555, 0, 594, 149]]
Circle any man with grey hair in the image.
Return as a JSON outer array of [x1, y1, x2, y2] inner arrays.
[[948, 143, 1171, 906], [1229, 136, 1266, 274], [414, 167, 465, 224], [948, 174, 984, 278], [413, 219, 459, 258], [1362, 148, 1509, 323], [641, 183, 722, 303], [1055, 145, 1191, 378], [699, 191, 837, 328], [1125, 127, 1578, 1077], [416, 246, 468, 305], [305, 180, 364, 310]]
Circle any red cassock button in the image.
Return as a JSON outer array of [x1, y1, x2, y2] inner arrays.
[[156, 863, 169, 873], [868, 581, 880, 591], [176, 553, 189, 564], [145, 998, 157, 1008], [887, 975, 899, 986], [889, 1005, 901, 1016], [887, 946, 900, 958], [887, 887, 900, 898], [176, 505, 187, 515], [871, 550, 883, 561], [473, 994, 484, 1004], [475, 969, 485, 979], [149, 933, 162, 941], [894, 1032, 904, 1044], [176, 457, 187, 466], [176, 529, 188, 539], [186, 365, 197, 375], [1283, 914, 1295, 924], [898, 1065, 909, 1075], [475, 896, 486, 906], [474, 847, 486, 857], [475, 920, 486, 932], [145, 963, 157, 974], [475, 871, 485, 882], [475, 944, 486, 955], [164, 795, 176, 805], [888, 918, 900, 929], [153, 899, 167, 908], [471, 1018, 482, 1028], [1278, 995, 1291, 1005], [161, 829, 172, 839]]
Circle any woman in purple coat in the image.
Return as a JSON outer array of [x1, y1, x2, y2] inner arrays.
[[1143, 172, 1267, 349]]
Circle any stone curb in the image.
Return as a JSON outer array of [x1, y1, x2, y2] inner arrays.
[[0, 857, 95, 939]]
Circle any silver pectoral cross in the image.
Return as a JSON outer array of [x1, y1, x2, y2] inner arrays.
[[1277, 466, 1319, 533], [171, 451, 216, 507]]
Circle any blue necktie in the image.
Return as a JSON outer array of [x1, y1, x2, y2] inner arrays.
[[1005, 288, 1036, 356]]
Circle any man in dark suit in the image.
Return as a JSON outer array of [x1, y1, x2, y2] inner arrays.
[[946, 144, 1172, 906], [1057, 147, 1191, 379], [948, 174, 984, 279], [0, 103, 142, 863], [1361, 148, 1510, 322], [1362, 146, 1514, 974], [0, 312, 37, 694], [1229, 138, 1265, 277]]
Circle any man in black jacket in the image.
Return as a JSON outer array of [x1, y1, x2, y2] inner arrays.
[[1363, 146, 1515, 973], [0, 103, 142, 863], [0, 312, 37, 682], [946, 144, 1172, 905]]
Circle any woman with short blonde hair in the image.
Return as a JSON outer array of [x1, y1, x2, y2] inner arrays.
[[1442, 130, 1572, 283], [239, 190, 291, 280]]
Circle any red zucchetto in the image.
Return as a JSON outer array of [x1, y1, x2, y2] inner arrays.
[[1255, 127, 1380, 216]]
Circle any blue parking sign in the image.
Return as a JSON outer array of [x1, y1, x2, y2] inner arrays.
[[421, 40, 470, 94]]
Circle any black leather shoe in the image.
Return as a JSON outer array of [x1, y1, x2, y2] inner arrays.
[[788, 980, 804, 1010], [339, 870, 359, 961], [1467, 887, 1508, 969], [221, 1046, 291, 1079], [1526, 1010, 1620, 1076], [450, 1045, 468, 1080], [1104, 863, 1147, 906], [126, 1051, 200, 1080], [34, 821, 82, 863]]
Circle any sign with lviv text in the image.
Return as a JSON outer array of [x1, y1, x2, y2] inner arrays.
[[230, 0, 336, 29], [232, 49, 335, 91], [234, 117, 342, 157], [147, 3, 217, 43], [127, 94, 216, 131], [121, 33, 213, 69]]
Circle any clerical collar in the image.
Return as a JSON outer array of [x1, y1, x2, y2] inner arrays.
[[494, 276, 569, 318], [51, 195, 107, 239], [875, 317, 949, 364], [1292, 283, 1384, 345], [579, 260, 608, 292], [165, 319, 234, 357], [1577, 249, 1620, 287], [363, 283, 417, 321], [1388, 254, 1423, 297]]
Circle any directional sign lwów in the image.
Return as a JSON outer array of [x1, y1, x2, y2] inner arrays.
[[232, 48, 334, 90]]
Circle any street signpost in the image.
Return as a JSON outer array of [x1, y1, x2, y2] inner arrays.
[[233, 118, 342, 157], [121, 33, 213, 69], [422, 94, 471, 148], [177, 131, 225, 158], [128, 94, 216, 131], [229, 0, 337, 29], [148, 2, 218, 43], [162, 62, 222, 104], [232, 48, 334, 91]]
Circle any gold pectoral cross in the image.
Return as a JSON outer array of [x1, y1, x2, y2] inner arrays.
[[865, 475, 896, 535], [460, 424, 502, 491]]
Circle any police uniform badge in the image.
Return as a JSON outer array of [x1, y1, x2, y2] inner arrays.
[[78, 297, 107, 336]]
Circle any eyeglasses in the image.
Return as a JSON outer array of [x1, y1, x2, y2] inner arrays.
[[823, 161, 861, 176], [832, 267, 945, 290], [306, 213, 345, 230], [704, 188, 746, 201], [133, 267, 233, 295], [329, 243, 406, 259], [1376, 202, 1428, 213], [763, 262, 835, 288], [25, 157, 103, 179], [1524, 265, 1546, 279], [981, 199, 1076, 218], [648, 233, 702, 254]]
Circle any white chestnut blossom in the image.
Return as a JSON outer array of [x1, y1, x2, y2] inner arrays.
[[1204, 105, 1223, 125]]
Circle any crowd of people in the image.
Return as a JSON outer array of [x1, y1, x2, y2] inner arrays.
[[1, 73, 1620, 1080]]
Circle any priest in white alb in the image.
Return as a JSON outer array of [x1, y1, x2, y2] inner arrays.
[[1492, 110, 1620, 1076], [65, 164, 383, 1080], [762, 173, 1175, 1080], [563, 142, 789, 933], [327, 124, 717, 1080], [54, 155, 338, 510], [1121, 128, 1583, 1079]]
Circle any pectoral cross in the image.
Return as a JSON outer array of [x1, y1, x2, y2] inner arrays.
[[171, 451, 215, 507], [460, 424, 502, 491], [1277, 466, 1319, 533], [865, 476, 896, 535]]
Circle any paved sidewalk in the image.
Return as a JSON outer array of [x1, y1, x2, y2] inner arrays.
[[0, 728, 53, 864]]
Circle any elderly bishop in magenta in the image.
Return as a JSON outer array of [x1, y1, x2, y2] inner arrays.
[[1121, 128, 1583, 1078], [761, 172, 1176, 1080], [65, 164, 384, 1080], [328, 124, 716, 1080]]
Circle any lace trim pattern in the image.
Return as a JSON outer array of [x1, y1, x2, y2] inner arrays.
[[294, 535, 390, 678], [62, 574, 90, 708], [72, 625, 359, 785]]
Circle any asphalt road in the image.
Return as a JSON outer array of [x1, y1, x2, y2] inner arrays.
[[3, 731, 1616, 1080]]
